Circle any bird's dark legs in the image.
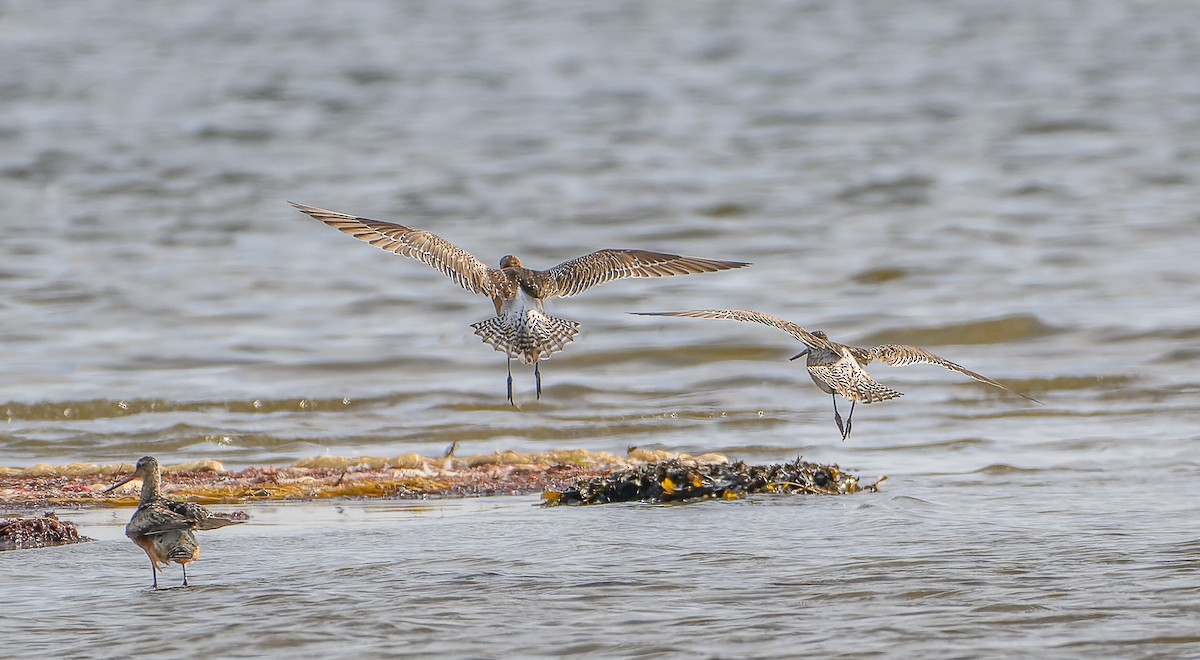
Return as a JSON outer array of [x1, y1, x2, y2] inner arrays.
[[149, 559, 158, 589], [843, 400, 856, 441], [506, 358, 515, 406], [832, 393, 846, 438], [534, 361, 542, 400], [181, 563, 189, 587]]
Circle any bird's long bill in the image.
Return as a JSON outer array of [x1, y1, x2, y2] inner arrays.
[[789, 349, 810, 361], [102, 472, 138, 494]]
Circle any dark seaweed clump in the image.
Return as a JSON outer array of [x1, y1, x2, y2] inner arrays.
[[542, 458, 877, 506], [0, 514, 91, 551]]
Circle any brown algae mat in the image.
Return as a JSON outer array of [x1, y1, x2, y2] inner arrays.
[[0, 449, 881, 511], [542, 457, 881, 505], [0, 513, 91, 550]]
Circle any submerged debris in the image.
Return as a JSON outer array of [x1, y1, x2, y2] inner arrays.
[[0, 513, 91, 550], [542, 458, 882, 506]]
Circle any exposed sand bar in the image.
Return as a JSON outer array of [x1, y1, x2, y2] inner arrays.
[[1, 449, 737, 508]]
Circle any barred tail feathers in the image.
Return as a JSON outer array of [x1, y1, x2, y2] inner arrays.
[[852, 379, 904, 404], [471, 312, 580, 364], [157, 530, 200, 565], [812, 361, 904, 405]]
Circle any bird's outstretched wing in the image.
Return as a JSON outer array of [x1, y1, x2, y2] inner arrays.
[[631, 309, 829, 350], [549, 250, 748, 298], [290, 202, 499, 297], [866, 344, 1042, 403]]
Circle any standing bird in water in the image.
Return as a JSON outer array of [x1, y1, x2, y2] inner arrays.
[[291, 202, 750, 405], [103, 456, 243, 588], [634, 309, 1041, 440]]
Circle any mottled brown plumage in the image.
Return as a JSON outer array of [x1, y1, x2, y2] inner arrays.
[[291, 202, 750, 405], [634, 309, 1040, 439], [104, 456, 242, 588]]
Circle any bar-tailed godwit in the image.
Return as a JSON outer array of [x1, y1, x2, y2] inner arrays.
[[291, 202, 749, 405], [634, 309, 1041, 439], [103, 456, 243, 588]]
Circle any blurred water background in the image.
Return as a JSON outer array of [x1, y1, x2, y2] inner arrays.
[[2, 1, 1199, 656]]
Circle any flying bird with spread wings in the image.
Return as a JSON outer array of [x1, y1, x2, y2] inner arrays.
[[291, 203, 750, 405], [634, 309, 1041, 439]]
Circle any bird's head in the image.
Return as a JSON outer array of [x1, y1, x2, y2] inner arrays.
[[103, 455, 159, 494], [790, 331, 828, 361], [499, 255, 523, 269]]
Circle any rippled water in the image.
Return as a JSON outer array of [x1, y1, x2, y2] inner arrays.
[[3, 0, 1200, 655]]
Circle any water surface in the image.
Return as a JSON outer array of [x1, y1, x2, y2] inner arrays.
[[2, 0, 1200, 656]]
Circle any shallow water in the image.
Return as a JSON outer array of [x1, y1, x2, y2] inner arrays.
[[3, 0, 1200, 656], [6, 489, 1200, 657]]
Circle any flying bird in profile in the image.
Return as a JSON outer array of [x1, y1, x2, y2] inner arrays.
[[291, 202, 750, 405], [634, 309, 1041, 439], [103, 456, 244, 588]]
